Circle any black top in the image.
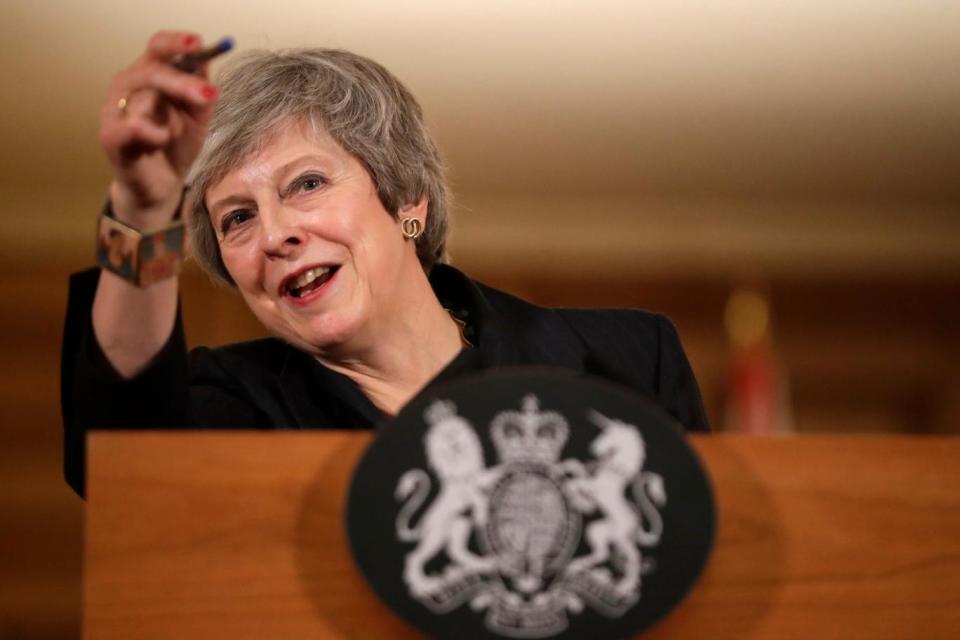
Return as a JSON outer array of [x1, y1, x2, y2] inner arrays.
[[62, 264, 709, 497]]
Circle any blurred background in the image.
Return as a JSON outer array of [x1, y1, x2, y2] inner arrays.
[[1, 1, 958, 637]]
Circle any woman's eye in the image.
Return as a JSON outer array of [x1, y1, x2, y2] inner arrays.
[[293, 174, 325, 194], [221, 210, 253, 234]]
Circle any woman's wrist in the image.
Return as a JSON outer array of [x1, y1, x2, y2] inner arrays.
[[97, 186, 188, 287], [108, 180, 185, 230]]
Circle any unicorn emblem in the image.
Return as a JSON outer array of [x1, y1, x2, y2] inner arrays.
[[563, 411, 666, 598]]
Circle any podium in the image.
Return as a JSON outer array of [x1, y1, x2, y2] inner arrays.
[[84, 433, 960, 639]]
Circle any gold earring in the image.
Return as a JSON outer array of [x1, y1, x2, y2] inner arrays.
[[400, 217, 423, 240]]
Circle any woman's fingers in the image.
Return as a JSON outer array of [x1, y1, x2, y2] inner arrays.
[[97, 29, 218, 213], [114, 116, 173, 150], [100, 60, 216, 164], [99, 107, 171, 162], [101, 28, 215, 134], [109, 62, 215, 115], [145, 30, 204, 64]]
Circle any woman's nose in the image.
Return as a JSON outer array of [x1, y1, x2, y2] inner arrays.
[[260, 204, 305, 258]]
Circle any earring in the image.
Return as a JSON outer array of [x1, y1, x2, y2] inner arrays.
[[400, 217, 424, 240]]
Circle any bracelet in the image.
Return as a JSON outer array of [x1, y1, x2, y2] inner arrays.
[[95, 190, 187, 287]]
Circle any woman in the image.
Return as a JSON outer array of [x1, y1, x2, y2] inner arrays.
[[64, 32, 709, 497]]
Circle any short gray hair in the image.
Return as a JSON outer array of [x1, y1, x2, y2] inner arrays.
[[186, 48, 450, 284]]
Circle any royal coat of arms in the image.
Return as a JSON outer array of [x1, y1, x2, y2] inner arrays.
[[393, 395, 667, 638]]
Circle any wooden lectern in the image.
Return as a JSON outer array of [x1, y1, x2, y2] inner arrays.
[[84, 433, 960, 639]]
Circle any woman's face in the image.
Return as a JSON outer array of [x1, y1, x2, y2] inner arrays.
[[205, 121, 425, 354]]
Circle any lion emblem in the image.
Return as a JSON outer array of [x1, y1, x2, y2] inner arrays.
[[395, 400, 501, 599]]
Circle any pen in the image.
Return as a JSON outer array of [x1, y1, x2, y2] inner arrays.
[[173, 37, 234, 73]]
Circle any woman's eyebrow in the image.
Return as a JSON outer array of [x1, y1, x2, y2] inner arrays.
[[207, 155, 332, 211], [207, 193, 254, 215], [274, 155, 331, 181]]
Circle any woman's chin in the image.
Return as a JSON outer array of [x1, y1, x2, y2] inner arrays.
[[277, 314, 367, 356]]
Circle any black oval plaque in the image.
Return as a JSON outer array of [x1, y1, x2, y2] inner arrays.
[[346, 368, 715, 640]]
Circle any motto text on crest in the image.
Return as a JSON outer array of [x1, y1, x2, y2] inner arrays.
[[394, 396, 667, 638]]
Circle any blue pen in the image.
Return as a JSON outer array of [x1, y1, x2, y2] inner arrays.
[[173, 37, 234, 73]]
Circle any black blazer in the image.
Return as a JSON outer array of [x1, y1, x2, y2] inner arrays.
[[63, 265, 709, 496]]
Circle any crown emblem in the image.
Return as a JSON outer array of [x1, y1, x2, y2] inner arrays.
[[490, 394, 569, 464]]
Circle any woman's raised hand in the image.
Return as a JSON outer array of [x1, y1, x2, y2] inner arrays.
[[98, 31, 218, 228]]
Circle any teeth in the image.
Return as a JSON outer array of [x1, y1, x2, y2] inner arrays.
[[290, 267, 330, 290]]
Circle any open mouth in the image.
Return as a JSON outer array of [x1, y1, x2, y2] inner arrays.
[[282, 265, 339, 299]]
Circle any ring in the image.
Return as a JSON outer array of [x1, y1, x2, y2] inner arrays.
[[117, 96, 129, 115]]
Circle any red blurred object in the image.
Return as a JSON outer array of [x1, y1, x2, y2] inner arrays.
[[729, 343, 781, 434], [724, 287, 792, 434]]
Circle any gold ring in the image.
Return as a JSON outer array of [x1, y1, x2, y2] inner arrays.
[[117, 96, 129, 115]]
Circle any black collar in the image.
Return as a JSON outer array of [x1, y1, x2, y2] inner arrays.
[[275, 263, 537, 429]]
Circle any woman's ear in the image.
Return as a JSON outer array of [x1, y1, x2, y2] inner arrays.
[[399, 197, 428, 226]]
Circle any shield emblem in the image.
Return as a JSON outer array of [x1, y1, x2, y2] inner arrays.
[[483, 463, 580, 594]]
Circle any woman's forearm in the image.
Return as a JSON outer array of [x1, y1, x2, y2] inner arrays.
[[89, 30, 218, 379], [91, 268, 179, 378]]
